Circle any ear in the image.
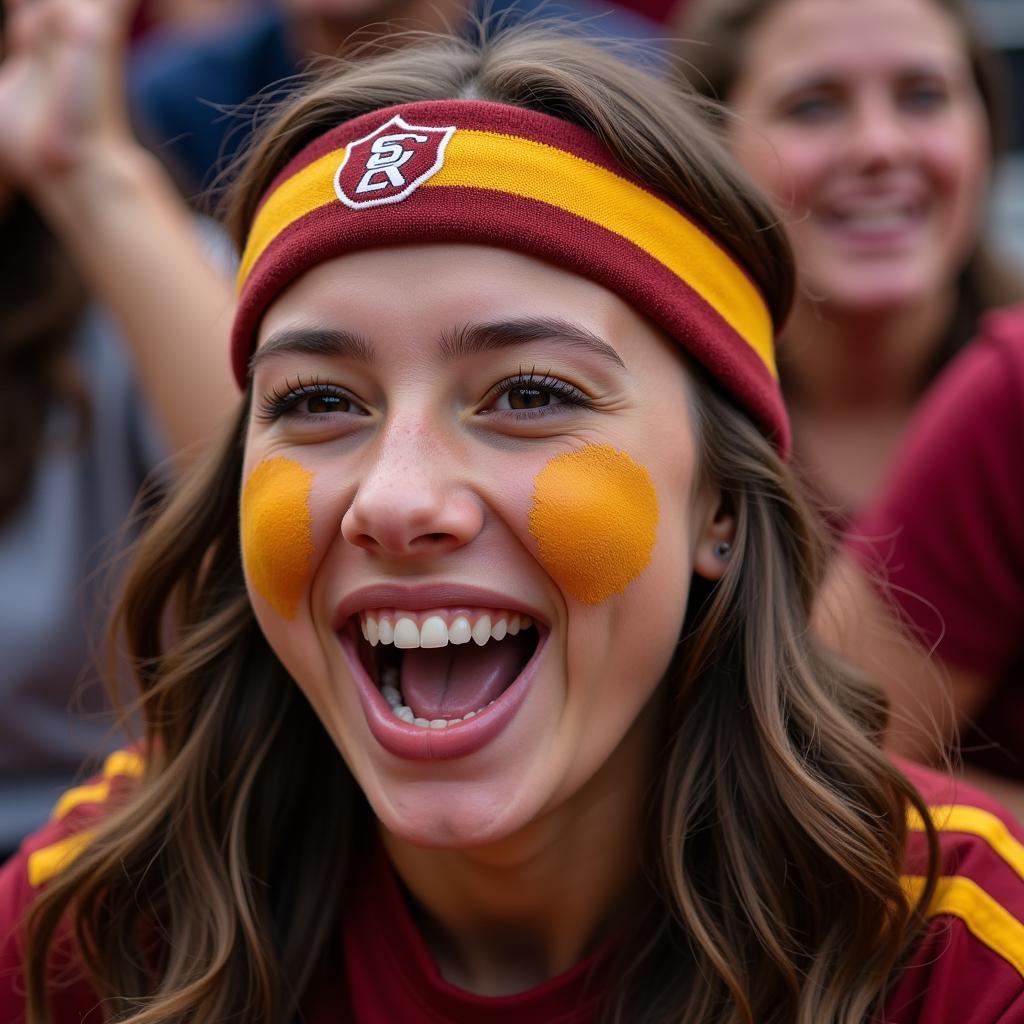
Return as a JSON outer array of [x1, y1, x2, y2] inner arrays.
[[693, 489, 736, 582]]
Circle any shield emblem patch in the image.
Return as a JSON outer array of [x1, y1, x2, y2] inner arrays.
[[334, 115, 457, 209]]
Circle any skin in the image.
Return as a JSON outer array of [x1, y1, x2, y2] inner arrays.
[[725, 0, 990, 514], [243, 243, 734, 993]]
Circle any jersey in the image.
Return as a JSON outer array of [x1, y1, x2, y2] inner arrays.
[[3, 753, 1024, 1021]]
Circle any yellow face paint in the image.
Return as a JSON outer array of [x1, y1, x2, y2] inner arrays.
[[528, 444, 659, 605], [241, 457, 316, 619]]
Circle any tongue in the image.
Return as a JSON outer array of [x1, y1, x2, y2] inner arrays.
[[401, 634, 530, 721]]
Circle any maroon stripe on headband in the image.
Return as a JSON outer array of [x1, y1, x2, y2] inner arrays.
[[235, 185, 788, 449], [255, 101, 645, 219]]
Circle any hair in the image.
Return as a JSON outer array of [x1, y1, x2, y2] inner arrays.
[[0, 197, 90, 526], [24, 24, 938, 1024], [676, 0, 1024, 376]]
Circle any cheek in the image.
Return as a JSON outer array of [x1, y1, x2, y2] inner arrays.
[[732, 125, 822, 210], [528, 444, 659, 605], [241, 457, 316, 619]]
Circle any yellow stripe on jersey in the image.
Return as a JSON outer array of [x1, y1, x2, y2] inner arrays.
[[51, 748, 145, 823], [26, 750, 145, 888], [908, 804, 1024, 883], [27, 831, 96, 888], [237, 130, 775, 378], [903, 875, 1024, 978]]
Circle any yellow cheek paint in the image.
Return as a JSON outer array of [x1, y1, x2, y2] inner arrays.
[[241, 457, 316, 619], [528, 444, 659, 605]]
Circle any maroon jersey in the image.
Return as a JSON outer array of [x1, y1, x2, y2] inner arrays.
[[3, 753, 1024, 1021], [850, 306, 1024, 780]]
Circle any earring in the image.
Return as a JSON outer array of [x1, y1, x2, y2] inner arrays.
[[715, 541, 732, 561]]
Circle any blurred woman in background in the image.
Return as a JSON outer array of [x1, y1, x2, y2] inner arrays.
[[678, 0, 1022, 523]]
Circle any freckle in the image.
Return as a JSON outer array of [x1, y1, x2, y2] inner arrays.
[[528, 444, 659, 605], [241, 457, 316, 619]]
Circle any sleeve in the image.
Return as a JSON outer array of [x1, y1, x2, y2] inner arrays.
[[849, 319, 1024, 677], [0, 818, 99, 1023], [0, 750, 145, 1022], [887, 760, 1024, 1023]]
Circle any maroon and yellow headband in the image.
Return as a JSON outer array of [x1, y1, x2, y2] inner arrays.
[[233, 99, 790, 452]]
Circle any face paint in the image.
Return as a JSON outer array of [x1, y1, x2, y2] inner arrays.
[[241, 457, 316, 619], [528, 444, 659, 605]]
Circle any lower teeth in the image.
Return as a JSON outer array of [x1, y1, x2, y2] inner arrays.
[[381, 678, 494, 728]]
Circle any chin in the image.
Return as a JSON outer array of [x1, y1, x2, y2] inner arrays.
[[811, 268, 941, 318], [370, 782, 543, 849]]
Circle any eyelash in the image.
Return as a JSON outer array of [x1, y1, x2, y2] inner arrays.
[[255, 376, 363, 422], [255, 370, 592, 424], [482, 370, 592, 418]]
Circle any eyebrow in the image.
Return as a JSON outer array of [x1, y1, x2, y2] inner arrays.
[[439, 318, 627, 370], [249, 327, 376, 378], [249, 316, 627, 378]]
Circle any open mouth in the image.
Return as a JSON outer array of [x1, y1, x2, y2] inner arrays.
[[349, 609, 542, 729]]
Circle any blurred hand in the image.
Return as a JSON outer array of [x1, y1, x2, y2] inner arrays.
[[0, 0, 137, 186]]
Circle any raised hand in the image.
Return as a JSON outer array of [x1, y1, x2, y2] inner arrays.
[[0, 0, 137, 187]]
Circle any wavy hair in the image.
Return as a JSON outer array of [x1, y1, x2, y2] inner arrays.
[[25, 25, 938, 1023]]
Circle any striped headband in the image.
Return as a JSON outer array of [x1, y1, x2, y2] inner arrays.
[[234, 99, 789, 452]]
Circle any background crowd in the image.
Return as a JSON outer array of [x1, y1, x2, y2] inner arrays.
[[1, 0, 1022, 862]]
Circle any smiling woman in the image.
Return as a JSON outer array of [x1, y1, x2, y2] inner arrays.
[[5, 22, 1024, 1024], [678, 0, 1024, 521]]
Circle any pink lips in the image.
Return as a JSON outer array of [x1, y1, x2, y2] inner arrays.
[[334, 583, 548, 761]]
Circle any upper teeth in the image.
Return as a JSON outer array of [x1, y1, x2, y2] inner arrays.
[[359, 610, 531, 649]]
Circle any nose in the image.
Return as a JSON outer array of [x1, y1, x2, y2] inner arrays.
[[340, 423, 484, 558], [846, 96, 915, 171]]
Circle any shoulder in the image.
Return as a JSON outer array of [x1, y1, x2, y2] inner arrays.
[[0, 751, 145, 1022], [887, 760, 1024, 1022]]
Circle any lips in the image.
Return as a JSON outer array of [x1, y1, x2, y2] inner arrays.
[[334, 584, 548, 760]]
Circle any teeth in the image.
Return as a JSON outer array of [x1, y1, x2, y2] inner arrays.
[[419, 615, 448, 648], [386, 695, 495, 728], [472, 615, 491, 646], [359, 609, 536, 649], [449, 616, 472, 645], [394, 617, 420, 649]]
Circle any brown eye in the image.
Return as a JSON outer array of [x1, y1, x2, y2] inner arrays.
[[507, 387, 550, 409], [305, 394, 352, 414]]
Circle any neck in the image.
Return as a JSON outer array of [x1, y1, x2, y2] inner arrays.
[[380, 701, 660, 996], [781, 291, 953, 417]]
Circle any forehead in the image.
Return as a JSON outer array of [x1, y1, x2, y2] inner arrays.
[[255, 243, 678, 369], [740, 0, 969, 87]]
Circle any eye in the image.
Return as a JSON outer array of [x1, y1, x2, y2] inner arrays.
[[482, 372, 591, 418], [256, 377, 369, 422], [779, 91, 840, 123], [897, 80, 949, 114]]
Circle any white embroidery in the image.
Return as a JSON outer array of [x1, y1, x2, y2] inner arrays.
[[335, 116, 457, 209]]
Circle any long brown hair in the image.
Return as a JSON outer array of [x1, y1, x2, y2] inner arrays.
[[676, 0, 1024, 372], [25, 25, 938, 1023]]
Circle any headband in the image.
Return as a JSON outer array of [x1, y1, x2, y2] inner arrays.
[[234, 99, 790, 452]]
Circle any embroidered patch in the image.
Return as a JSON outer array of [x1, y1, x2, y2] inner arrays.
[[334, 115, 457, 209]]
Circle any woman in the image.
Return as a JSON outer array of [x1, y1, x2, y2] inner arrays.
[[678, 0, 1022, 522], [3, 26, 1024, 1024]]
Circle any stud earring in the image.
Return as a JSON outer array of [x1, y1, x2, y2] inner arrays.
[[715, 541, 732, 561]]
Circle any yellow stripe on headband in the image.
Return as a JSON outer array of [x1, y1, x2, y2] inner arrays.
[[238, 129, 776, 377]]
